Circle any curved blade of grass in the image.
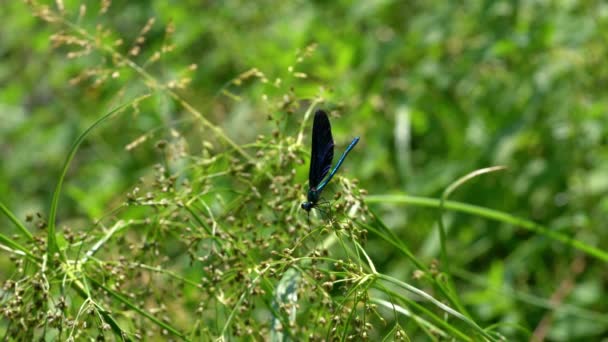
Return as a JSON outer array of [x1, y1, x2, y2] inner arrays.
[[371, 297, 449, 339], [377, 273, 496, 341], [436, 166, 507, 318], [95, 304, 133, 342], [359, 211, 471, 325], [0, 232, 40, 261], [0, 201, 34, 241], [438, 166, 506, 275], [372, 285, 472, 341], [0, 201, 38, 260], [63, 271, 128, 340], [365, 194, 608, 263], [452, 267, 608, 324], [354, 239, 377, 274], [46, 95, 150, 262], [86, 275, 188, 341]]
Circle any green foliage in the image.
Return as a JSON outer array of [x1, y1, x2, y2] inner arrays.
[[1, 0, 608, 341]]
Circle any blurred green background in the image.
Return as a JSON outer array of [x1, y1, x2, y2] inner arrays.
[[2, 1, 608, 340]]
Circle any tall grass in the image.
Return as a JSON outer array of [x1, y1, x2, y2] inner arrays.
[[2, 1, 607, 341]]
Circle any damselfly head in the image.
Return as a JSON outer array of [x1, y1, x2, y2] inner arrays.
[[301, 201, 313, 211]]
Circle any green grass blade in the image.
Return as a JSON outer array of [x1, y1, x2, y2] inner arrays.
[[366, 194, 608, 263], [46, 95, 150, 262], [86, 275, 189, 341], [361, 211, 472, 323], [436, 167, 506, 319], [0, 201, 34, 241], [377, 273, 496, 341], [0, 231, 40, 261]]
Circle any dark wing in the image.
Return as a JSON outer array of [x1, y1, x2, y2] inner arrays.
[[308, 110, 334, 188]]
